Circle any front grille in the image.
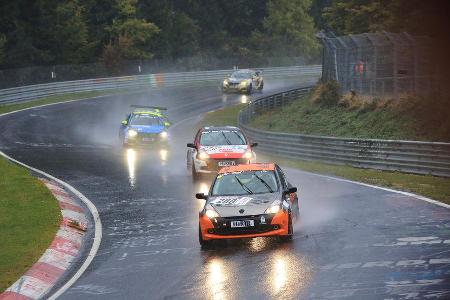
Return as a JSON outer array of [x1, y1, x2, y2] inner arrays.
[[211, 214, 276, 235]]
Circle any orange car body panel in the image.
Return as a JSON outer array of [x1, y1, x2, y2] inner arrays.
[[199, 210, 289, 241]]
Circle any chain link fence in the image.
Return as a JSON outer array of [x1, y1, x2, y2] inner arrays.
[[318, 31, 438, 97], [0, 56, 314, 89]]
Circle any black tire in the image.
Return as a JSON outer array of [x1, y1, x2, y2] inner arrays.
[[279, 213, 293, 243], [246, 84, 253, 95], [191, 162, 199, 181], [199, 225, 214, 249], [259, 81, 264, 91]]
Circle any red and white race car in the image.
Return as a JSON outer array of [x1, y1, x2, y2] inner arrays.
[[187, 126, 257, 180]]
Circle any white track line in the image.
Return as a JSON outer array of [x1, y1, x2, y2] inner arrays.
[[0, 151, 102, 299]]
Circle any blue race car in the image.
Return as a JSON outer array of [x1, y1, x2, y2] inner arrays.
[[119, 105, 171, 147]]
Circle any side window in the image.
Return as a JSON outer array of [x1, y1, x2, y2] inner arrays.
[[276, 166, 287, 189]]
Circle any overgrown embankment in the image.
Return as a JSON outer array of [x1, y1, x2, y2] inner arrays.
[[250, 81, 450, 142]]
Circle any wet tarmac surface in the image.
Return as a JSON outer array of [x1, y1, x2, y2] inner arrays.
[[1, 80, 449, 299]]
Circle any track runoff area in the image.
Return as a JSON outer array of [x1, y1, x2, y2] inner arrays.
[[0, 79, 449, 299]]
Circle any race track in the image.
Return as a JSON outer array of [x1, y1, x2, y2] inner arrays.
[[1, 79, 449, 299]]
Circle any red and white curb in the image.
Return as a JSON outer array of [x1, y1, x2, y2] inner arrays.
[[0, 151, 102, 300], [1, 179, 88, 300]]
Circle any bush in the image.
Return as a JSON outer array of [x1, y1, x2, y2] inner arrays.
[[310, 81, 341, 107]]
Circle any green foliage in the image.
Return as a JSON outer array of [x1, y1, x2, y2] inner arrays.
[[258, 0, 320, 60], [0, 33, 5, 64]]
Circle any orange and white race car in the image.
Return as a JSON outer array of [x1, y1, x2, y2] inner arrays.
[[187, 126, 257, 180], [196, 163, 299, 248]]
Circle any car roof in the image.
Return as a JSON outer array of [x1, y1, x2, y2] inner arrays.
[[218, 163, 276, 174], [201, 126, 241, 132]]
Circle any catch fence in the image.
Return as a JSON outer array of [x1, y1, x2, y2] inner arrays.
[[318, 31, 438, 96]]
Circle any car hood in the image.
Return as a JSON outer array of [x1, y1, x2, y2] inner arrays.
[[130, 125, 165, 134], [199, 145, 248, 159], [227, 77, 249, 84], [208, 193, 280, 217]]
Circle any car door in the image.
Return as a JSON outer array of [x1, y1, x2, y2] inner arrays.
[[187, 129, 201, 166]]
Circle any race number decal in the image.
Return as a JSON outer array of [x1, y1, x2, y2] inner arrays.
[[211, 196, 252, 206]]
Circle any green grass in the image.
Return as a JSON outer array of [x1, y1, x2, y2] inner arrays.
[[198, 103, 450, 204], [0, 158, 61, 291], [0, 89, 136, 115], [249, 95, 425, 140], [198, 103, 246, 127]]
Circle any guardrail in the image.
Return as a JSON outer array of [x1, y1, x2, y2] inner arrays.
[[238, 87, 450, 177], [0, 65, 321, 105]]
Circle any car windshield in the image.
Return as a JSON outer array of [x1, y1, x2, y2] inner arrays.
[[200, 130, 247, 146], [211, 170, 279, 196], [231, 70, 253, 79], [130, 115, 162, 126]]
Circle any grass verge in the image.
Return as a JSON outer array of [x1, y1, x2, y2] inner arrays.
[[0, 89, 137, 115], [198, 103, 450, 204], [0, 158, 61, 291], [249, 83, 450, 142]]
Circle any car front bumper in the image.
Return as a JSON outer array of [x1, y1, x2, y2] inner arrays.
[[199, 211, 289, 240]]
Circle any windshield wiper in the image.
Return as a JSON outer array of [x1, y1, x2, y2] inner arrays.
[[254, 173, 274, 193], [234, 176, 253, 194], [221, 131, 232, 145], [232, 131, 246, 145]]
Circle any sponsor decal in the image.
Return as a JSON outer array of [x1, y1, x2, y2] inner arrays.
[[200, 145, 247, 155], [210, 196, 253, 206]]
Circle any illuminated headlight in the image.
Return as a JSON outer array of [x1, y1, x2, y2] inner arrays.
[[243, 150, 253, 160], [197, 151, 209, 160], [159, 131, 168, 139], [205, 204, 219, 218], [223, 79, 229, 86], [239, 80, 249, 87], [265, 200, 281, 214], [128, 129, 138, 137]]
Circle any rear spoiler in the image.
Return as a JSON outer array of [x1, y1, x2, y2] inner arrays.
[[130, 105, 168, 111]]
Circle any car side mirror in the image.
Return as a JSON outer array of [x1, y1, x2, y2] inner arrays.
[[121, 120, 128, 125], [251, 142, 258, 147], [284, 187, 297, 195], [187, 143, 196, 148], [196, 193, 207, 200]]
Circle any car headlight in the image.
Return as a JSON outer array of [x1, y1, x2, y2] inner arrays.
[[239, 80, 249, 87], [243, 150, 253, 160], [197, 151, 209, 160], [265, 200, 281, 214], [160, 131, 168, 139], [223, 79, 229, 86], [205, 204, 219, 218], [128, 129, 138, 137]]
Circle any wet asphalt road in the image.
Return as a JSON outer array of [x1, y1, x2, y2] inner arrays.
[[1, 79, 450, 299]]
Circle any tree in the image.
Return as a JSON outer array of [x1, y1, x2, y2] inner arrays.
[[0, 34, 6, 65], [101, 0, 159, 73], [258, 0, 320, 61]]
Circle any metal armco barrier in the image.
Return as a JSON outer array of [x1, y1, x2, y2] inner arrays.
[[0, 65, 321, 105], [238, 87, 450, 177]]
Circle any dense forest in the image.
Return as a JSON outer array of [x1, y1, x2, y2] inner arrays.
[[0, 0, 448, 70]]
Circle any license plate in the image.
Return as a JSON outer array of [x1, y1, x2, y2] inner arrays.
[[142, 137, 154, 142], [218, 160, 235, 167], [230, 220, 254, 228]]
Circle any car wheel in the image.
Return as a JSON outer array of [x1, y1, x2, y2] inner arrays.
[[199, 225, 214, 249], [246, 84, 253, 95], [192, 162, 200, 181], [259, 81, 264, 91], [279, 213, 293, 243]]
